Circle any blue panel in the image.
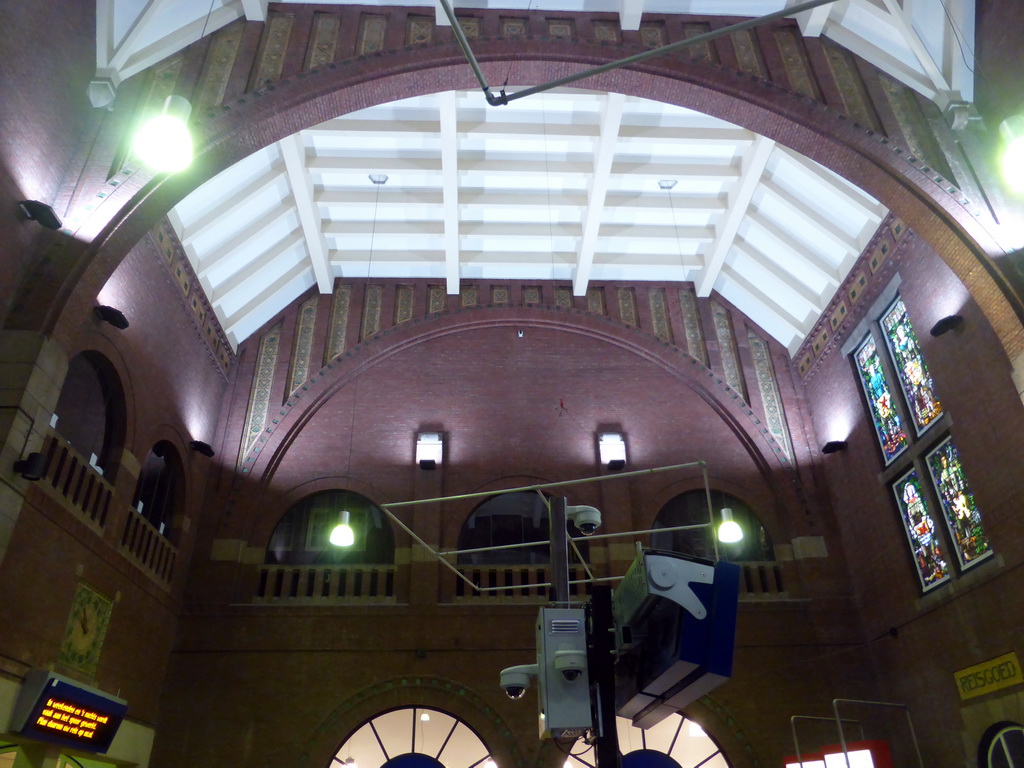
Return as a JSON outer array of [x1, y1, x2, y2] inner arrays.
[[622, 749, 683, 768], [383, 754, 447, 768]]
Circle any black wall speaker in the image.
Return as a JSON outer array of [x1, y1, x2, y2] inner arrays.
[[18, 200, 62, 230]]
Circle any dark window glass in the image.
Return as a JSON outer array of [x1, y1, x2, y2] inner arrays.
[[266, 490, 394, 565]]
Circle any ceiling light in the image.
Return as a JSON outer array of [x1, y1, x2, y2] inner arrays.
[[330, 510, 355, 547], [133, 95, 193, 173], [1000, 115, 1024, 193], [718, 508, 743, 543], [416, 432, 443, 470]]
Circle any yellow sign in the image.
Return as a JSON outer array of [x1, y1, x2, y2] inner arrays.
[[955, 652, 1022, 700]]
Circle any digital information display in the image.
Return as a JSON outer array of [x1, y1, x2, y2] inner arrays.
[[11, 670, 128, 753]]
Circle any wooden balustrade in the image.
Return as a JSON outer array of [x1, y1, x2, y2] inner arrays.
[[121, 508, 177, 585], [40, 435, 112, 529], [256, 564, 397, 603]]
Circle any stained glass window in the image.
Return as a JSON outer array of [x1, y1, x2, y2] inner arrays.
[[926, 439, 992, 569], [892, 469, 949, 591], [881, 297, 942, 433], [854, 336, 908, 462]]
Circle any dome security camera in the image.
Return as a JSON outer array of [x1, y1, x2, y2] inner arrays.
[[567, 505, 601, 536], [553, 649, 587, 682], [499, 664, 538, 700]]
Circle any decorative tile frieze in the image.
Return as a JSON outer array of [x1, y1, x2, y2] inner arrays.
[[523, 286, 541, 304], [407, 16, 433, 45], [501, 18, 527, 37], [682, 23, 716, 62], [678, 287, 707, 365], [358, 15, 387, 55], [194, 20, 243, 108], [775, 27, 815, 98], [547, 19, 574, 38], [587, 288, 605, 315], [639, 23, 666, 48], [748, 330, 791, 461], [458, 17, 480, 38], [326, 283, 351, 362], [429, 286, 446, 313], [306, 13, 341, 69], [252, 13, 294, 87], [396, 285, 415, 323], [711, 300, 746, 398], [822, 42, 879, 131], [461, 286, 478, 307], [592, 20, 619, 43], [239, 322, 282, 467], [492, 286, 510, 304], [618, 288, 638, 327], [649, 288, 672, 343], [730, 29, 762, 77], [289, 296, 318, 397], [362, 285, 383, 339], [555, 289, 573, 308]]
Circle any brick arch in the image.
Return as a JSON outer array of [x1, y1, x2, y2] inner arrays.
[[299, 675, 530, 768], [246, 305, 791, 493], [70, 32, 1024, 363]]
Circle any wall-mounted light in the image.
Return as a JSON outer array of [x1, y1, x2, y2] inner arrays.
[[133, 95, 193, 173], [18, 200, 62, 230], [189, 440, 215, 457], [929, 314, 963, 337], [13, 452, 47, 481], [821, 440, 848, 454], [330, 510, 355, 547], [94, 305, 129, 330], [717, 508, 743, 543], [416, 432, 443, 470], [598, 433, 626, 471]]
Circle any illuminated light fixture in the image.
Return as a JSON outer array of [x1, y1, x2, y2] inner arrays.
[[330, 510, 355, 547], [18, 200, 62, 230], [688, 721, 706, 737], [821, 440, 847, 455], [717, 508, 743, 543], [598, 432, 626, 470], [189, 440, 215, 457], [420, 712, 430, 722], [416, 432, 443, 470], [929, 314, 963, 337], [94, 305, 129, 330], [133, 95, 193, 173], [1000, 114, 1024, 193], [344, 758, 357, 768], [13, 452, 47, 481]]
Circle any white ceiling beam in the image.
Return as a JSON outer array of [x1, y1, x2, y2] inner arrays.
[[240, 0, 269, 22], [721, 262, 816, 333], [574, 92, 625, 296], [760, 179, 861, 253], [732, 239, 827, 310], [696, 135, 774, 297], [878, 0, 954, 103], [175, 169, 285, 246], [280, 133, 333, 293], [195, 202, 297, 279], [210, 231, 305, 303], [620, 0, 645, 31], [438, 91, 462, 295], [795, 0, 834, 37], [745, 212, 842, 288], [220, 260, 313, 345]]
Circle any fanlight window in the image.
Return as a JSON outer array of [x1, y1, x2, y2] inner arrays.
[[266, 490, 394, 566], [53, 351, 126, 476], [332, 707, 493, 768], [563, 713, 730, 768], [131, 441, 184, 539], [651, 491, 773, 562]]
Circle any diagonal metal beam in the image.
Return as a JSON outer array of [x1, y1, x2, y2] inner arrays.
[[696, 135, 774, 297], [574, 92, 625, 296], [436, 0, 839, 106], [280, 132, 333, 293]]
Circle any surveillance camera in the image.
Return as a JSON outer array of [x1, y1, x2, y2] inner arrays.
[[553, 650, 587, 682], [499, 664, 538, 700], [567, 505, 601, 536]]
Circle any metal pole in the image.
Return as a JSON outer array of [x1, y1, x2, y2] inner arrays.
[[435, 0, 838, 107], [590, 586, 621, 768], [551, 496, 570, 604]]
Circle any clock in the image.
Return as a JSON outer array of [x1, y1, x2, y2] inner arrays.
[[59, 584, 113, 674]]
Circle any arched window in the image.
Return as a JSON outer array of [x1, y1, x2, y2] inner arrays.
[[978, 721, 1024, 768], [131, 441, 184, 538], [562, 713, 731, 768], [651, 492, 773, 562], [332, 707, 493, 768], [266, 490, 394, 566], [456, 492, 589, 566], [53, 351, 126, 477]]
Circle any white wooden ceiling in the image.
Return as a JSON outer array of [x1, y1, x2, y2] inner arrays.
[[167, 88, 887, 353]]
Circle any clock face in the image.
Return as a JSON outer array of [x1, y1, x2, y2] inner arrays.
[[59, 584, 112, 674]]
